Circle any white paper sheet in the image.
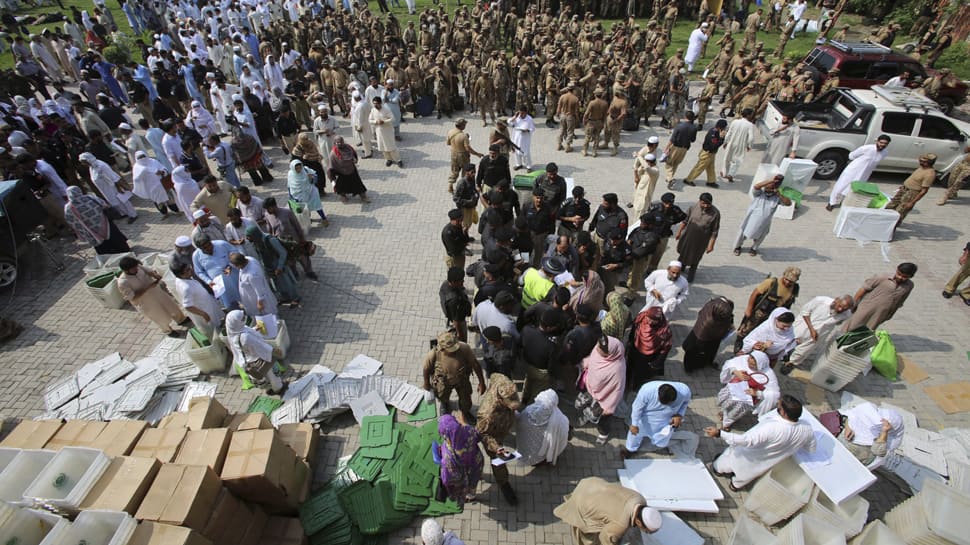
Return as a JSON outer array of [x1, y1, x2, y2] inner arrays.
[[340, 354, 384, 379], [211, 274, 226, 299], [490, 449, 522, 466], [348, 390, 388, 423], [728, 382, 754, 403], [554, 271, 575, 286]]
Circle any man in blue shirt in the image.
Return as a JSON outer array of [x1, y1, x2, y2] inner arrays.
[[622, 381, 698, 459]]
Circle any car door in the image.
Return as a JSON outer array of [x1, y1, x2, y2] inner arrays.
[[838, 60, 871, 89], [877, 112, 920, 170], [867, 61, 900, 84], [915, 114, 966, 167]]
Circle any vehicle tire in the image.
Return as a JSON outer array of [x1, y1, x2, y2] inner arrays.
[[938, 98, 956, 116], [814, 150, 848, 180], [937, 171, 949, 187], [0, 257, 16, 290]]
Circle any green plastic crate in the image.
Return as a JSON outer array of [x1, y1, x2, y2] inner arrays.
[[247, 395, 283, 417], [512, 169, 543, 189], [779, 186, 803, 207], [188, 328, 211, 347], [85, 270, 120, 288]]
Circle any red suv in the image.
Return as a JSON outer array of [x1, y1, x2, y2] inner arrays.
[[802, 41, 968, 115]]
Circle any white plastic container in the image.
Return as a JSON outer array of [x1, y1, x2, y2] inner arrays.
[[40, 510, 135, 545], [82, 252, 135, 279], [0, 507, 67, 545], [184, 332, 229, 373], [775, 513, 847, 545], [779, 158, 819, 195], [727, 514, 777, 545], [849, 521, 906, 545], [809, 344, 870, 392], [744, 457, 815, 526], [885, 495, 952, 545], [288, 201, 312, 233], [84, 272, 127, 310], [800, 488, 869, 538], [22, 447, 111, 514], [0, 501, 16, 526], [0, 447, 22, 473], [921, 479, 970, 545], [0, 450, 57, 505], [267, 319, 290, 360]]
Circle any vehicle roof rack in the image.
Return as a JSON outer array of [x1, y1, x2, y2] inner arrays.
[[828, 40, 893, 54], [871, 85, 939, 113]]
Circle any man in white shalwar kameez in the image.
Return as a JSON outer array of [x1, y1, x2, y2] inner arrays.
[[706, 395, 816, 490], [78, 152, 138, 221], [230, 252, 278, 317], [641, 261, 689, 318], [173, 261, 224, 337], [684, 23, 709, 72], [262, 55, 285, 93], [718, 109, 756, 182], [369, 97, 402, 166], [350, 92, 373, 156], [508, 106, 535, 170], [784, 295, 853, 370], [826, 136, 891, 210], [132, 151, 178, 215]]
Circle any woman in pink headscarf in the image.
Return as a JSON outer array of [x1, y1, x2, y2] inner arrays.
[[579, 335, 627, 444]]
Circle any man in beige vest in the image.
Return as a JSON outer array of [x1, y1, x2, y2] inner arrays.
[[554, 477, 662, 545]]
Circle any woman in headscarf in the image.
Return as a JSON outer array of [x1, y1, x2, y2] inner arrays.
[[835, 402, 905, 470], [132, 151, 179, 216], [628, 306, 673, 388], [225, 309, 285, 393], [568, 269, 605, 315], [329, 136, 369, 203], [420, 519, 465, 545], [78, 152, 137, 223], [436, 413, 483, 507], [740, 308, 797, 366], [287, 159, 328, 222], [580, 335, 627, 444], [716, 351, 779, 430], [230, 128, 274, 186], [185, 100, 217, 140], [599, 291, 631, 339], [515, 389, 569, 466], [290, 133, 327, 195], [244, 225, 300, 309], [63, 186, 130, 255], [682, 296, 735, 373], [171, 165, 201, 222]]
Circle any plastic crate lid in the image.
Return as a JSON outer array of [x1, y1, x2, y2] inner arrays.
[[359, 413, 395, 448]]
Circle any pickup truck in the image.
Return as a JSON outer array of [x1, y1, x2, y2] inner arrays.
[[760, 85, 970, 180]]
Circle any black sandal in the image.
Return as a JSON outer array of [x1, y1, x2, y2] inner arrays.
[[733, 247, 742, 256]]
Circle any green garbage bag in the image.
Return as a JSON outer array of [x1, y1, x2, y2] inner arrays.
[[870, 330, 898, 380]]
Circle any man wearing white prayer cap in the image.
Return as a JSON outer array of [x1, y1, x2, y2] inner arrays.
[[640, 260, 689, 318], [420, 519, 465, 545], [632, 150, 660, 220], [554, 477, 662, 544]]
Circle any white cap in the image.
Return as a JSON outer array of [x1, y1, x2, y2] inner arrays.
[[118, 122, 133, 131], [647, 136, 660, 144], [645, 153, 656, 161], [668, 260, 683, 269], [701, 22, 709, 27], [175, 235, 192, 247], [192, 209, 207, 220], [639, 507, 663, 532]]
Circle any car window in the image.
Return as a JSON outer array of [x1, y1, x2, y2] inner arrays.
[[902, 63, 927, 79], [840, 61, 869, 79], [807, 50, 836, 72], [881, 113, 918, 136], [919, 116, 963, 141], [868, 62, 899, 81]]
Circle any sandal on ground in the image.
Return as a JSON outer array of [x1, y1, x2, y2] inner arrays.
[[748, 249, 758, 256], [733, 247, 741, 256]]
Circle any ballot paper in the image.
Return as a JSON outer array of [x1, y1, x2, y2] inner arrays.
[[554, 271, 575, 286], [211, 274, 226, 299], [728, 382, 753, 404], [490, 449, 522, 466]]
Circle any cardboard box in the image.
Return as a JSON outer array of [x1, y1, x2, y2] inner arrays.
[[240, 505, 268, 545], [81, 455, 161, 514], [158, 413, 188, 429], [202, 488, 250, 545], [136, 464, 222, 532], [44, 420, 107, 450], [131, 428, 188, 462], [0, 420, 63, 448], [91, 420, 149, 456], [260, 517, 307, 545], [221, 430, 299, 506], [174, 429, 232, 473], [187, 398, 228, 431], [222, 413, 272, 431], [276, 424, 318, 467], [130, 522, 213, 545]]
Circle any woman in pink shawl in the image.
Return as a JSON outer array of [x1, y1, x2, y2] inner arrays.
[[628, 306, 673, 390], [580, 335, 627, 444]]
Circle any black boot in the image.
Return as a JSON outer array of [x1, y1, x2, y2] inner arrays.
[[259, 166, 274, 184], [247, 169, 262, 185]]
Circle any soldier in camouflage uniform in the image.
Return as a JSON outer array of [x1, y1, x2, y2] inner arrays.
[[583, 90, 609, 157], [696, 75, 718, 128]]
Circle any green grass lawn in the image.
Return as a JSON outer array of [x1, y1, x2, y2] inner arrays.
[[4, 0, 965, 82]]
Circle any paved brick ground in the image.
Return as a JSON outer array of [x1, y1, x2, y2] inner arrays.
[[1, 101, 968, 544]]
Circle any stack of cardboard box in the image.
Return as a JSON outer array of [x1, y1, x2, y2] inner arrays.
[[0, 397, 318, 545]]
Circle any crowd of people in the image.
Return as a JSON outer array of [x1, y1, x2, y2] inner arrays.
[[1, 0, 968, 543]]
